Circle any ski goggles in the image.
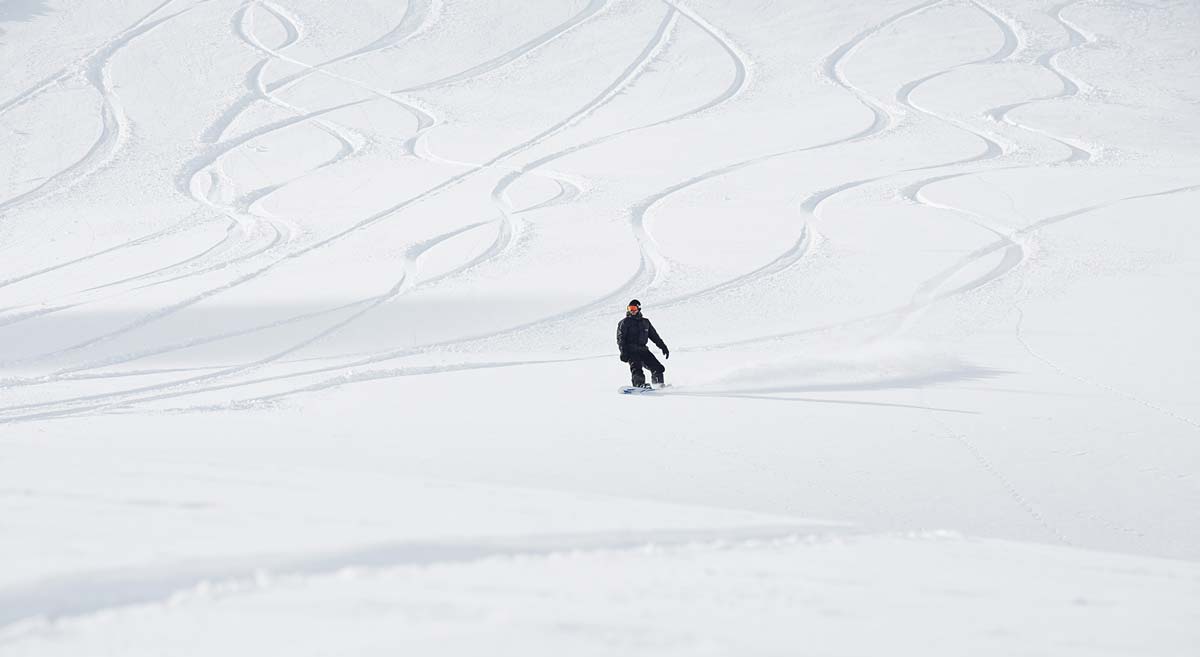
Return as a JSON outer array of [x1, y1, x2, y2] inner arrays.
[[628, 305, 640, 312]]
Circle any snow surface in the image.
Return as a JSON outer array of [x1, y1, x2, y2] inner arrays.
[[2, 0, 1200, 653]]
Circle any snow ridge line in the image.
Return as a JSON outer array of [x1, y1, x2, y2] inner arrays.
[[0, 524, 854, 633]]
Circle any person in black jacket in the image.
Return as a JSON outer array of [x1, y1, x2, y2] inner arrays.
[[617, 299, 669, 388]]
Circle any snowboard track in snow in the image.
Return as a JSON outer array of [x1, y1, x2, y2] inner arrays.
[[1, 1, 1197, 450], [5, 7, 1200, 648], [0, 0, 767, 418]]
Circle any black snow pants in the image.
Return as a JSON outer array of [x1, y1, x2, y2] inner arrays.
[[627, 348, 665, 386]]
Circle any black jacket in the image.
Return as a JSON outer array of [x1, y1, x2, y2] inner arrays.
[[617, 312, 667, 357]]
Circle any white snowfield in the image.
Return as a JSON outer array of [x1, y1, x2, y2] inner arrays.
[[2, 0, 1199, 653]]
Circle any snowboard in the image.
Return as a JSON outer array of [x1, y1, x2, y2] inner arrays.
[[618, 384, 671, 395]]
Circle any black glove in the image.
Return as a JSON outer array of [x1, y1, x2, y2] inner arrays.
[[662, 347, 669, 359], [619, 351, 629, 363]]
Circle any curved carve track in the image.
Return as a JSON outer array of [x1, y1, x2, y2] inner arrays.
[[0, 0, 1195, 431], [4, 5, 1200, 645]]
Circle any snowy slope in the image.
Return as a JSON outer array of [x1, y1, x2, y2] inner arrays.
[[2, 0, 1199, 654]]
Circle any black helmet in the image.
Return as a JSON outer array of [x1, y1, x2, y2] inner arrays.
[[628, 299, 641, 308]]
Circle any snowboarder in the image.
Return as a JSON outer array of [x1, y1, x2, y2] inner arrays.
[[617, 299, 669, 389]]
